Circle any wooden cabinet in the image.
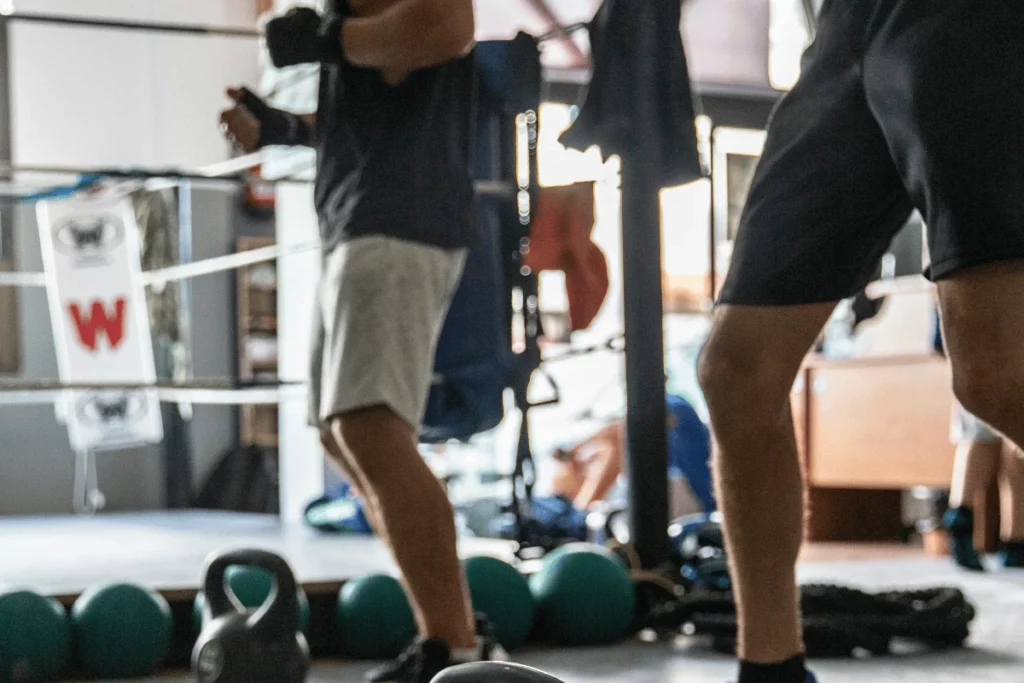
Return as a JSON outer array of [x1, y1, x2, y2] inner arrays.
[[793, 355, 958, 541], [801, 355, 956, 489]]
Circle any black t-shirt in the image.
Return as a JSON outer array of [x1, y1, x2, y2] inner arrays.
[[313, 53, 478, 253]]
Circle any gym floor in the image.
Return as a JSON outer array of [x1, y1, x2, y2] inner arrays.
[[77, 555, 1023, 683]]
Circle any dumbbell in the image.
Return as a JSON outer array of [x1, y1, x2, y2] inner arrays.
[[431, 662, 566, 682]]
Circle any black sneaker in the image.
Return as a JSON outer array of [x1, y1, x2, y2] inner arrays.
[[364, 638, 452, 683], [942, 507, 985, 571], [999, 541, 1024, 569], [364, 615, 506, 683]]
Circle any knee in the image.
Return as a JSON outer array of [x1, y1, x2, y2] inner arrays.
[[697, 340, 787, 415], [329, 406, 419, 487]]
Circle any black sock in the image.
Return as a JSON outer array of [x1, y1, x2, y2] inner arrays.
[[738, 654, 807, 683]]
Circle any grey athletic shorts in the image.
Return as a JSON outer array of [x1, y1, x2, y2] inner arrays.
[[308, 236, 467, 431]]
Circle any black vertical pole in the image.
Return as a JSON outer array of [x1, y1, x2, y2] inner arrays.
[[620, 0, 671, 571], [621, 163, 670, 569]]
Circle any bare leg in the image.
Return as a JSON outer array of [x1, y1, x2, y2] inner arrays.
[[698, 302, 837, 664], [999, 442, 1024, 542], [550, 456, 584, 502], [573, 439, 623, 510], [939, 261, 1024, 566], [945, 436, 1000, 570], [320, 430, 381, 531], [329, 407, 476, 650], [948, 439, 1001, 510], [939, 261, 1024, 449]]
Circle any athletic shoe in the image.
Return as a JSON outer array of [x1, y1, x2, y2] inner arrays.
[[363, 638, 452, 683], [942, 507, 985, 572], [730, 669, 819, 683], [365, 614, 505, 683], [998, 542, 1024, 569]]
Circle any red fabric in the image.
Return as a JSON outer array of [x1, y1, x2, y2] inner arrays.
[[525, 182, 609, 332]]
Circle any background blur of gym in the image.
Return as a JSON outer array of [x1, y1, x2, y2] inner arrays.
[[0, 0, 958, 558], [0, 1, 1017, 682]]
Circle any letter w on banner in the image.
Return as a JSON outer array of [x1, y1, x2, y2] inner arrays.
[[37, 196, 163, 452]]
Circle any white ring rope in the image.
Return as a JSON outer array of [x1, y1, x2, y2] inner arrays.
[[0, 271, 47, 287], [0, 241, 323, 288], [0, 379, 307, 405], [141, 239, 322, 287], [0, 386, 305, 406]]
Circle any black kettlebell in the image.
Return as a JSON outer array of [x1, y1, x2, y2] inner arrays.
[[192, 549, 309, 683], [431, 662, 566, 682]]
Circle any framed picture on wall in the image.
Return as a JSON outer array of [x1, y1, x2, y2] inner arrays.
[[711, 127, 766, 299]]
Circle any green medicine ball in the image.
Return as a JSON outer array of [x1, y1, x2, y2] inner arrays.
[[0, 590, 71, 683], [463, 556, 535, 651], [530, 550, 635, 646], [337, 574, 416, 659], [71, 583, 172, 679], [193, 565, 310, 633], [542, 542, 630, 570]]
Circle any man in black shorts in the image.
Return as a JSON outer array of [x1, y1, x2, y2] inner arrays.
[[220, 1, 498, 681], [697, 2, 1024, 682]]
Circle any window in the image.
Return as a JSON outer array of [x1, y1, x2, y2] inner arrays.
[[768, 0, 818, 90]]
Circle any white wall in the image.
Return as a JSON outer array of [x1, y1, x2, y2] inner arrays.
[[1, 1, 264, 514], [9, 0, 260, 170]]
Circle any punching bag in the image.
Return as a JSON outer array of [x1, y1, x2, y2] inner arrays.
[[420, 36, 543, 443], [560, 0, 703, 187]]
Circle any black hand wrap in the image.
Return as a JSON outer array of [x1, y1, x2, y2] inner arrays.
[[239, 89, 313, 149], [265, 6, 346, 69]]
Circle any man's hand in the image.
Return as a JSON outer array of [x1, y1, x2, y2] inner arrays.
[[265, 6, 344, 68], [219, 88, 261, 153]]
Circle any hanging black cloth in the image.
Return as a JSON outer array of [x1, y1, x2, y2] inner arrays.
[[560, 0, 703, 187], [477, 32, 542, 117]]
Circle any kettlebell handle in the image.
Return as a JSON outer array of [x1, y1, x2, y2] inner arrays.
[[201, 549, 301, 636]]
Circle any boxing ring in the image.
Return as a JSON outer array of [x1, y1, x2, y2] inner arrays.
[[0, 146, 522, 515], [0, 145, 529, 604]]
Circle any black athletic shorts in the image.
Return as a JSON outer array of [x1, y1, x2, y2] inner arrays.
[[720, 0, 1024, 306]]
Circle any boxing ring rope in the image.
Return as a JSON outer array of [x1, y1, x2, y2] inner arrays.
[[0, 11, 263, 39], [0, 271, 46, 287], [0, 154, 517, 289], [0, 381, 305, 406], [0, 148, 520, 508]]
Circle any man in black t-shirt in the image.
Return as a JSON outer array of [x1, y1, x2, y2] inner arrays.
[[697, 2, 1024, 682], [220, 2, 496, 681]]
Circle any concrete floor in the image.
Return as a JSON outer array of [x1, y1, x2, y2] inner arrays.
[[94, 556, 1024, 683]]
